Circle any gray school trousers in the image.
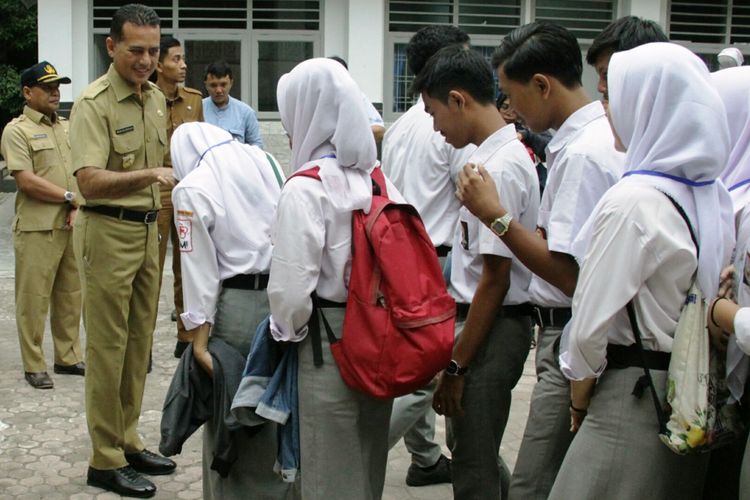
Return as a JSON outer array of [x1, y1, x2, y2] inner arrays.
[[450, 313, 533, 500], [202, 287, 297, 500], [549, 366, 709, 500], [508, 326, 573, 500], [299, 306, 393, 499]]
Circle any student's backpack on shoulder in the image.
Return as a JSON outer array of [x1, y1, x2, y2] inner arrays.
[[291, 166, 456, 399]]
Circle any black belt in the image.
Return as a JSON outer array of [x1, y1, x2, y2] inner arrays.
[[222, 273, 269, 291], [317, 298, 346, 308], [435, 245, 451, 258], [84, 205, 158, 224], [534, 306, 572, 328], [606, 343, 670, 371], [456, 302, 535, 320]]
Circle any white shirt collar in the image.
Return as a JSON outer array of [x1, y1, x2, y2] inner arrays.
[[546, 101, 605, 157]]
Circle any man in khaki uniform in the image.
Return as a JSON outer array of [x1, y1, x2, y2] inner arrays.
[[69, 4, 176, 498], [1, 61, 84, 390], [153, 35, 203, 358]]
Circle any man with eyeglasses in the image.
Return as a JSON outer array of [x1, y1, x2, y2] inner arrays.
[[1, 61, 85, 390]]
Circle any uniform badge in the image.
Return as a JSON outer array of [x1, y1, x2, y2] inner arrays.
[[177, 217, 192, 252]]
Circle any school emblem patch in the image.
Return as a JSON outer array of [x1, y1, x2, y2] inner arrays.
[[177, 218, 192, 252]]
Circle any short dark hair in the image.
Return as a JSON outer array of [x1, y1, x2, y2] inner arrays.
[[586, 16, 668, 65], [159, 36, 181, 62], [406, 25, 470, 75], [204, 60, 233, 80], [492, 22, 582, 89], [110, 3, 160, 42], [412, 45, 495, 105], [328, 56, 348, 70]]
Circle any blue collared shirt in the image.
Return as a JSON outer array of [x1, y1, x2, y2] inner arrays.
[[203, 96, 264, 148]]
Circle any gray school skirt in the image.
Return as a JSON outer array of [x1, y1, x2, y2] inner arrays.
[[549, 366, 709, 500]]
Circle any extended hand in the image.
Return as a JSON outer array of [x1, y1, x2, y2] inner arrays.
[[432, 372, 465, 417], [718, 265, 736, 301], [456, 163, 504, 226], [153, 167, 176, 188]]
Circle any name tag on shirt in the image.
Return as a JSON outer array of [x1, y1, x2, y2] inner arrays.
[[115, 125, 134, 135]]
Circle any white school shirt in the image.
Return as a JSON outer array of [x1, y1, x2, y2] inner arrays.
[[267, 164, 405, 342], [381, 97, 476, 247], [449, 125, 540, 305], [362, 93, 384, 127], [727, 205, 750, 400], [559, 183, 697, 380], [172, 153, 283, 331], [528, 101, 625, 307]]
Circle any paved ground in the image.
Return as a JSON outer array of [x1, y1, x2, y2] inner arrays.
[[0, 147, 537, 499]]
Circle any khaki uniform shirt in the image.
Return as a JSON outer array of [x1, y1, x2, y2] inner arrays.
[[70, 64, 167, 210], [1, 106, 77, 231], [162, 86, 203, 167]]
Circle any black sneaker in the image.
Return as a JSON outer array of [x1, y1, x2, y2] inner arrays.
[[406, 454, 452, 487], [87, 465, 156, 498]]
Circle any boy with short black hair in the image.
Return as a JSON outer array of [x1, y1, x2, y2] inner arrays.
[[414, 44, 540, 500], [586, 16, 668, 106], [457, 22, 624, 499]]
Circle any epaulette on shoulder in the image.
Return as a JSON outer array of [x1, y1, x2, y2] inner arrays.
[[11, 115, 26, 124], [183, 86, 203, 96], [82, 77, 110, 100]]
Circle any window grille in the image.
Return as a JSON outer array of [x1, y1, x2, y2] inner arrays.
[[179, 0, 247, 30], [252, 1, 321, 30], [534, 0, 616, 41], [93, 0, 173, 29], [669, 1, 750, 45]]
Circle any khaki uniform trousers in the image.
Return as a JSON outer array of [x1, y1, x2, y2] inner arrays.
[[14, 228, 82, 372], [73, 209, 160, 469], [156, 186, 187, 341]]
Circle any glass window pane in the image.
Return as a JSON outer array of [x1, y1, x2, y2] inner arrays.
[[184, 40, 242, 100], [257, 41, 313, 112]]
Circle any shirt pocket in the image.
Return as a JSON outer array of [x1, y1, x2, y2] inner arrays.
[[29, 138, 58, 170], [111, 130, 139, 170]]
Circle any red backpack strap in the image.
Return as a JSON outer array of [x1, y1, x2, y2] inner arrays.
[[286, 166, 321, 184], [370, 167, 388, 198]]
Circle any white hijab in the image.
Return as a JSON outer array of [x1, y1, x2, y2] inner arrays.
[[276, 58, 377, 213], [171, 121, 233, 181], [607, 42, 734, 298], [714, 67, 750, 213]]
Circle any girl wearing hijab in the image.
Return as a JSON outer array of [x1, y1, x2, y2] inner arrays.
[[268, 58, 405, 499], [169, 122, 290, 500], [550, 43, 734, 498], [708, 66, 750, 500]]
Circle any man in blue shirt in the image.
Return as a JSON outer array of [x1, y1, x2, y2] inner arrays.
[[202, 61, 263, 147]]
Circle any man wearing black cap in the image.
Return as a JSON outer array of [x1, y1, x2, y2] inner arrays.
[[1, 61, 85, 390]]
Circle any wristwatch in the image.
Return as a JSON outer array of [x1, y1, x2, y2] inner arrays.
[[63, 191, 76, 204], [490, 213, 513, 237], [445, 359, 468, 376]]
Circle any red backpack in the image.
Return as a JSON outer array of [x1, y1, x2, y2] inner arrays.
[[290, 166, 455, 399]]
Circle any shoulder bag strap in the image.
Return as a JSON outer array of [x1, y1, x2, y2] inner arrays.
[[625, 190, 698, 434]]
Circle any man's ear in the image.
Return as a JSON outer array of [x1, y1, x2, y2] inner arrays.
[[448, 89, 467, 110], [106, 36, 116, 58], [531, 73, 552, 99]]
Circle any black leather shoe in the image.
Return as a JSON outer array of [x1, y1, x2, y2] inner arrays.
[[24, 372, 53, 389], [53, 362, 85, 376], [87, 465, 156, 498], [125, 449, 176, 476]]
